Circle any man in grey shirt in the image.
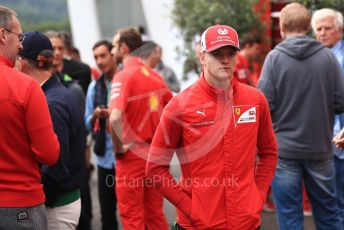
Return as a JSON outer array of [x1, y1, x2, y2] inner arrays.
[[258, 3, 344, 230]]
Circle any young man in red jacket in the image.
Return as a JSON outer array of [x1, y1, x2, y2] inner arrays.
[[146, 24, 277, 230], [0, 6, 60, 230], [109, 27, 172, 230]]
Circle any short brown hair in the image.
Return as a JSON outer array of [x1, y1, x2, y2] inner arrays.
[[280, 3, 310, 33], [117, 27, 142, 54]]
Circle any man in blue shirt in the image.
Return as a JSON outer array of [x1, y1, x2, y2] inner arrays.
[[312, 8, 344, 227], [85, 40, 118, 230]]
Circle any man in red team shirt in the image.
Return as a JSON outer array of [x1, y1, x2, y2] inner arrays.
[[109, 27, 172, 230], [0, 5, 60, 230], [234, 34, 262, 87], [146, 25, 277, 229]]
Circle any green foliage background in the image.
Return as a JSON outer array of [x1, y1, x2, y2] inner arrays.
[[295, 0, 344, 14], [172, 0, 264, 77], [172, 0, 344, 77], [1, 0, 70, 32]]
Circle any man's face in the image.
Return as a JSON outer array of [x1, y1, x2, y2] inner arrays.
[[200, 46, 238, 84], [247, 43, 261, 60], [93, 44, 116, 75], [49, 37, 65, 66], [314, 16, 342, 48], [1, 16, 23, 64], [111, 33, 123, 64]]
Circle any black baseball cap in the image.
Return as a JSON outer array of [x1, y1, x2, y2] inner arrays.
[[18, 31, 54, 62]]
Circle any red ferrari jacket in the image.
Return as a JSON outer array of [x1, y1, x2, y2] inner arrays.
[[147, 75, 277, 229], [0, 56, 60, 207]]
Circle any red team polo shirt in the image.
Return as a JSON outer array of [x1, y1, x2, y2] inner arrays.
[[234, 52, 251, 85], [109, 57, 172, 152]]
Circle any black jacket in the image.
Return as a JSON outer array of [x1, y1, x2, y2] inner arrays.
[[41, 75, 86, 205], [63, 58, 91, 94]]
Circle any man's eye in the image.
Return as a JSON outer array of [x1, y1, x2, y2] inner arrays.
[[212, 52, 222, 56]]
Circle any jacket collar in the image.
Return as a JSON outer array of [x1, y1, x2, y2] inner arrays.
[[41, 74, 59, 91], [198, 73, 237, 103], [123, 56, 142, 68], [0, 55, 14, 68]]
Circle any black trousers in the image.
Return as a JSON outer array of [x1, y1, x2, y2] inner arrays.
[[98, 165, 118, 230], [78, 166, 93, 230]]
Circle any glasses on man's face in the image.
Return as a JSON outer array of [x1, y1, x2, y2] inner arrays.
[[4, 28, 25, 43]]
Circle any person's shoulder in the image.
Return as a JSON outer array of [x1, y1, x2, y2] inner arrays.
[[168, 83, 198, 106], [8, 67, 34, 82], [88, 79, 97, 89], [8, 68, 39, 92], [47, 83, 79, 113], [116, 62, 141, 79], [236, 82, 265, 99], [63, 58, 91, 73]]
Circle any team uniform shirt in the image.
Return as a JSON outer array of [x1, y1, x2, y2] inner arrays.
[[109, 57, 172, 155], [234, 52, 251, 85], [147, 75, 277, 229], [109, 57, 172, 230], [234, 52, 260, 87], [0, 56, 59, 207]]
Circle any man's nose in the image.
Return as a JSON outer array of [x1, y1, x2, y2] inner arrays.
[[220, 54, 232, 63], [320, 28, 326, 35]]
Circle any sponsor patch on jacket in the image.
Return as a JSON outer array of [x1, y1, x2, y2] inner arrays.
[[192, 120, 215, 127], [233, 106, 256, 126]]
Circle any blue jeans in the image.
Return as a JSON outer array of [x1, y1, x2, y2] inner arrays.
[[272, 157, 341, 230], [335, 156, 344, 227], [0, 204, 47, 230]]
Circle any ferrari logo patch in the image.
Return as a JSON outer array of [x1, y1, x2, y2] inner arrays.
[[149, 95, 159, 111], [233, 106, 256, 126], [235, 108, 241, 115]]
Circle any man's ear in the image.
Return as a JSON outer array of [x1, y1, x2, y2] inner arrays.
[[199, 52, 206, 66], [120, 42, 129, 55], [279, 23, 286, 38], [0, 28, 6, 44]]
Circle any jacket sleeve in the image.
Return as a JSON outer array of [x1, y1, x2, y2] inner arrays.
[[85, 81, 96, 132], [146, 102, 192, 216], [257, 54, 276, 114], [25, 81, 59, 166], [255, 92, 277, 200], [41, 101, 71, 193]]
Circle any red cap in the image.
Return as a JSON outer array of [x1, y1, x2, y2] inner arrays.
[[200, 25, 240, 52]]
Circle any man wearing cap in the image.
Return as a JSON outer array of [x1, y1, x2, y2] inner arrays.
[[258, 3, 344, 229], [0, 6, 60, 230], [17, 31, 86, 230], [146, 24, 277, 229]]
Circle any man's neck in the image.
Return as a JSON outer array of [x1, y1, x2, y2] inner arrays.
[[204, 74, 231, 90], [122, 54, 135, 66], [53, 62, 64, 73], [29, 69, 51, 85], [284, 32, 306, 39], [105, 68, 115, 81]]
